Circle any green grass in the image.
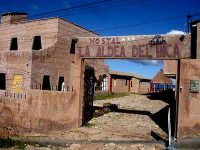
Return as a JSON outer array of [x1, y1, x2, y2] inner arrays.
[[94, 92, 130, 100], [83, 122, 95, 128], [0, 137, 26, 149]]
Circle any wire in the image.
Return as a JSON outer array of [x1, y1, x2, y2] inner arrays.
[[29, 0, 112, 19], [2, 1, 197, 35], [43, 0, 149, 18], [2, 9, 200, 38]]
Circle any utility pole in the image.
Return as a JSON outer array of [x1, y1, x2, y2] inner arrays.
[[186, 15, 192, 34]]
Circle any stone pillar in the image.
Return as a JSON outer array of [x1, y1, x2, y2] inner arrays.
[[70, 56, 83, 127]]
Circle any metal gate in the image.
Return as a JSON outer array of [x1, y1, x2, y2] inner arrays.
[[82, 66, 96, 124]]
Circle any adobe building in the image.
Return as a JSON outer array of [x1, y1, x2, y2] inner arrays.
[[0, 12, 108, 91], [2, 11, 200, 140], [0, 12, 108, 132], [151, 69, 174, 92], [109, 70, 151, 94]]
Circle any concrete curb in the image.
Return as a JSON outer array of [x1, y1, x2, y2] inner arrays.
[[12, 137, 165, 147], [172, 138, 200, 149]]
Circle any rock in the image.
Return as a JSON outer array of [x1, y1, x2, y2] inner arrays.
[[155, 144, 165, 150], [108, 143, 116, 146], [51, 146, 57, 150], [25, 145, 35, 150], [69, 143, 81, 149], [65, 143, 69, 147], [37, 147, 51, 150], [131, 144, 145, 150], [94, 109, 104, 117], [103, 107, 111, 113], [103, 102, 112, 107]]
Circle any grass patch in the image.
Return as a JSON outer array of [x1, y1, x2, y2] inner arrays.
[[0, 137, 26, 149], [94, 92, 130, 100], [83, 122, 95, 128], [15, 142, 26, 150]]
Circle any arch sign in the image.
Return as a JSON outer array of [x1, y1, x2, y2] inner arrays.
[[77, 35, 191, 59]]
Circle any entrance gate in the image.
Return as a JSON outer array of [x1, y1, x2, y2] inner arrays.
[[83, 66, 96, 124], [76, 34, 192, 139]]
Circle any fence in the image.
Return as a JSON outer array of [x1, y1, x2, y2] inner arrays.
[[31, 83, 73, 92], [0, 90, 27, 100]]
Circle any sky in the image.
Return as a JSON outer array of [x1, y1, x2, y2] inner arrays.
[[0, 0, 200, 79]]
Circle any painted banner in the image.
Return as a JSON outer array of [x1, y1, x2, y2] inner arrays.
[[11, 74, 24, 93], [77, 35, 191, 59]]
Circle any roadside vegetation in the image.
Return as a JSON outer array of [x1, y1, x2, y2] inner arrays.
[[0, 137, 26, 149], [94, 92, 130, 100], [83, 122, 96, 128]]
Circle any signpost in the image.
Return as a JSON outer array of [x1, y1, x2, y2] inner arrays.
[[77, 35, 191, 59]]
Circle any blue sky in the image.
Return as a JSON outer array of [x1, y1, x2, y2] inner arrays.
[[1, 0, 200, 78]]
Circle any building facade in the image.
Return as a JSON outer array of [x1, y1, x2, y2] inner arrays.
[[0, 12, 108, 92], [151, 69, 174, 92], [0, 12, 108, 132], [109, 70, 151, 94]]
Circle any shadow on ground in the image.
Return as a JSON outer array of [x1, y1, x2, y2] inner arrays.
[[147, 89, 176, 137], [92, 90, 176, 142], [93, 105, 170, 135]]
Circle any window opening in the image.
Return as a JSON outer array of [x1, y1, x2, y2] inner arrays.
[[0, 73, 6, 90], [42, 75, 51, 90], [32, 36, 42, 50], [10, 37, 18, 50], [58, 76, 64, 91]]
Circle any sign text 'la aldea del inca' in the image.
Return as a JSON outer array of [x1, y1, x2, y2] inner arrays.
[[77, 35, 191, 59]]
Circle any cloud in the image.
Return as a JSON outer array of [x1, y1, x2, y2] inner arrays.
[[166, 30, 186, 35], [127, 60, 163, 66], [31, 4, 39, 10]]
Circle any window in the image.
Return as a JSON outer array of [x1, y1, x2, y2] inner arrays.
[[70, 38, 78, 54], [101, 77, 108, 91], [0, 73, 6, 90], [131, 81, 133, 87], [58, 76, 64, 91], [42, 75, 51, 90], [32, 36, 42, 50], [10, 37, 18, 50], [125, 80, 128, 86]]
